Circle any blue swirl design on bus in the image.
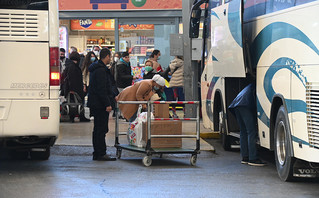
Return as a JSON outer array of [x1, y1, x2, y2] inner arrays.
[[228, 0, 242, 48], [251, 22, 319, 69], [211, 10, 220, 20], [258, 58, 308, 126], [206, 77, 220, 122], [254, 21, 319, 127]]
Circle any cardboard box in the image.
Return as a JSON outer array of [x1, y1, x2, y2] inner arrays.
[[142, 120, 182, 148], [153, 103, 170, 118]]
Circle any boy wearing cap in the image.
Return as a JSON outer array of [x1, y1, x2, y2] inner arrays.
[[116, 74, 165, 122]]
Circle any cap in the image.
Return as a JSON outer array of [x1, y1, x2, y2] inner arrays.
[[152, 74, 165, 87]]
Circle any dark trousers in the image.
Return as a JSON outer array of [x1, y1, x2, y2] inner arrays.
[[91, 108, 109, 157], [234, 106, 258, 161]]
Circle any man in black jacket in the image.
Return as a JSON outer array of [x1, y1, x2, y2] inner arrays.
[[88, 48, 116, 161]]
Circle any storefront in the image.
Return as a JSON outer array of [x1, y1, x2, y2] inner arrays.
[[58, 0, 183, 68]]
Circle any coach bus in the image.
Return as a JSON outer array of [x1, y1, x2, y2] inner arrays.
[[0, 0, 60, 159], [189, 0, 319, 181]]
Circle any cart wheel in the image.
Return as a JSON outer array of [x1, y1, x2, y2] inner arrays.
[[190, 154, 197, 166], [142, 156, 152, 167], [116, 149, 122, 159]]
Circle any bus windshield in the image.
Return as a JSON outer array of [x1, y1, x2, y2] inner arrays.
[[0, 0, 48, 10]]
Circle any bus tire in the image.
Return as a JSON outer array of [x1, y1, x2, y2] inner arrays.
[[30, 147, 50, 160], [274, 106, 295, 181]]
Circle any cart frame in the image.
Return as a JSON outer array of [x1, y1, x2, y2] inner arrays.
[[114, 100, 200, 166]]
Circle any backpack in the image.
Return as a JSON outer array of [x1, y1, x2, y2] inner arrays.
[[61, 92, 84, 117]]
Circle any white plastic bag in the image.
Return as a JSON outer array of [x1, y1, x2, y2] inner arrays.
[[127, 105, 154, 147]]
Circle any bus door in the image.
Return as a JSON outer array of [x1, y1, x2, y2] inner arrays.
[[210, 0, 246, 77]]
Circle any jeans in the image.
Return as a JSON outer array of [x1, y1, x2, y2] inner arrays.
[[234, 106, 258, 161], [91, 108, 109, 157]]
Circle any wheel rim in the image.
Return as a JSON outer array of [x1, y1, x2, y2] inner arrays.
[[276, 121, 286, 166]]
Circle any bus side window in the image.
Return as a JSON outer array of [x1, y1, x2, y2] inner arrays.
[[244, 0, 266, 21], [295, 0, 317, 6], [266, 0, 296, 14], [210, 0, 222, 8]]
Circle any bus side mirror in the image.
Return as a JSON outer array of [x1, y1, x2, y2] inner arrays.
[[189, 9, 201, 38]]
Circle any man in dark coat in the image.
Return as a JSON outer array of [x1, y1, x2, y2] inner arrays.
[[88, 48, 116, 161], [228, 83, 265, 166], [116, 52, 136, 92], [63, 52, 89, 122]]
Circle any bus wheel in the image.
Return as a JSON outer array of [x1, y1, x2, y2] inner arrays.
[[220, 114, 231, 151], [274, 106, 295, 181], [30, 147, 50, 160]]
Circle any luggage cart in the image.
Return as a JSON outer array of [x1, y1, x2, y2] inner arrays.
[[114, 100, 200, 166]]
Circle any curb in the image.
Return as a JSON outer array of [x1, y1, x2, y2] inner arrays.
[[200, 132, 220, 139]]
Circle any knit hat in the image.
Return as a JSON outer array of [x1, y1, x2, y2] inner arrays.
[[152, 74, 165, 86]]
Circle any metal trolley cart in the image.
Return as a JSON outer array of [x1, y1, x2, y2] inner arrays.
[[114, 100, 200, 166]]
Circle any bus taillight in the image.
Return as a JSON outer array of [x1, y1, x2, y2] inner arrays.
[[49, 47, 60, 86]]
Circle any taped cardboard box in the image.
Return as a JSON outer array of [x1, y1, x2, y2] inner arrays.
[[142, 120, 182, 148], [153, 103, 169, 118]]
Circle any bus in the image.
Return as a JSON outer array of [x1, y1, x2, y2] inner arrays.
[[189, 0, 319, 181], [0, 0, 60, 160]]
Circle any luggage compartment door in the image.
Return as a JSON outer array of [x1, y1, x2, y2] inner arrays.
[[210, 0, 246, 77], [0, 42, 49, 99]]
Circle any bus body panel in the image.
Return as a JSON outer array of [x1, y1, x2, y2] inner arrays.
[[1, 100, 59, 137], [209, 0, 246, 77], [0, 1, 59, 151], [0, 42, 50, 100], [201, 0, 319, 164], [48, 0, 59, 47], [245, 2, 319, 162]]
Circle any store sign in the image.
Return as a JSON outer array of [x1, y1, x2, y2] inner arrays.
[[71, 19, 115, 30], [59, 0, 182, 10], [79, 19, 93, 28], [71, 20, 154, 30], [59, 26, 68, 57]]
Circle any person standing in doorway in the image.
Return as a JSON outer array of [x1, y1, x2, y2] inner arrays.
[[228, 83, 266, 166], [88, 48, 116, 161]]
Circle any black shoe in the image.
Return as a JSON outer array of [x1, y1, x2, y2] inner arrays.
[[248, 159, 266, 167], [93, 155, 116, 161], [80, 117, 90, 122], [241, 157, 249, 164]]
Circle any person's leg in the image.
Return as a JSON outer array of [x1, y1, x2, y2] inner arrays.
[[80, 96, 90, 122], [92, 108, 108, 158], [238, 107, 258, 161], [234, 107, 249, 160]]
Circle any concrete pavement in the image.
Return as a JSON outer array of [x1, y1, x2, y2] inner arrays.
[[57, 112, 215, 151]]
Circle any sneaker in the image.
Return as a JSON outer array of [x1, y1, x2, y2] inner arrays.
[[93, 155, 116, 161], [248, 159, 266, 167], [241, 157, 249, 164]]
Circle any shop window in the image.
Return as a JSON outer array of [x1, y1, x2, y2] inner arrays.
[[66, 19, 116, 54]]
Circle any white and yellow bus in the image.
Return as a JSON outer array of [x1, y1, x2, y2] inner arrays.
[[190, 0, 319, 180], [0, 0, 60, 159]]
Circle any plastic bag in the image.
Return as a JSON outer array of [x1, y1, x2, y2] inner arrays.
[[127, 105, 154, 147]]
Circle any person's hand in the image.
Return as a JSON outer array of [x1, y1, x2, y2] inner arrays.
[[106, 106, 112, 112]]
